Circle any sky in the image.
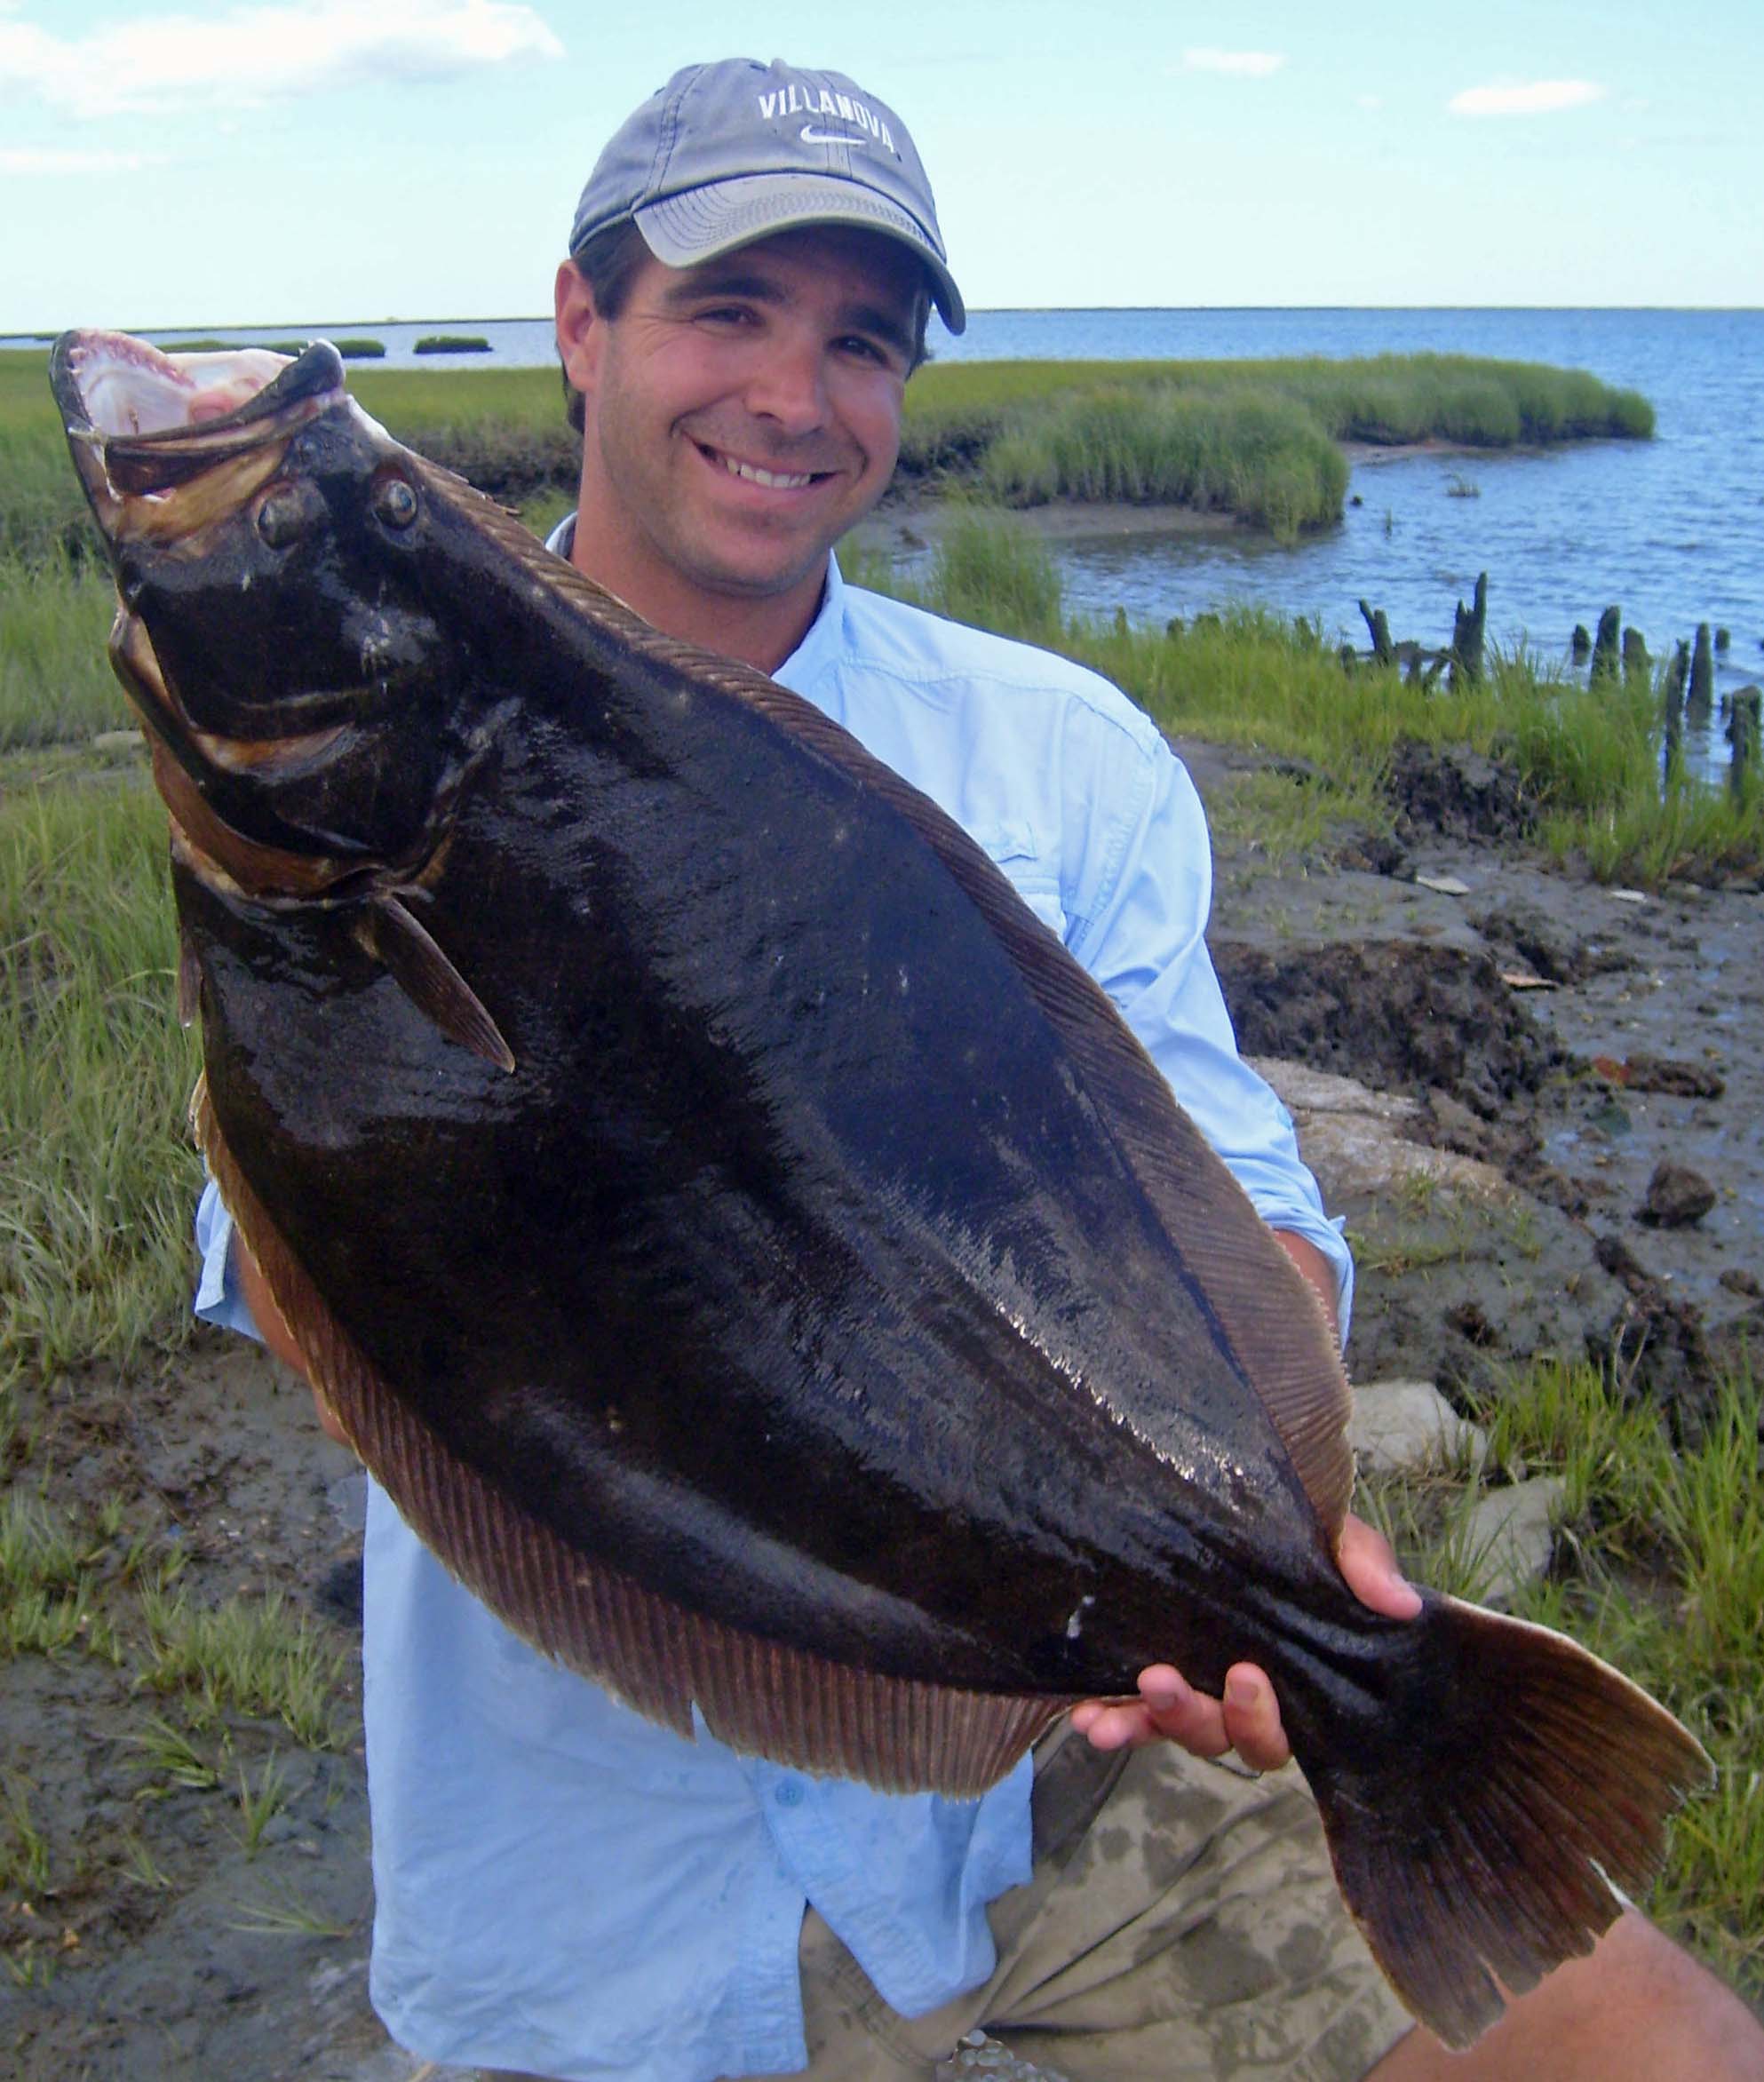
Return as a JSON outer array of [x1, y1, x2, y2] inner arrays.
[[2, 0, 1760, 333]]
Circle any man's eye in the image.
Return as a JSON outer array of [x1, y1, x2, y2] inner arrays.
[[837, 336, 887, 364]]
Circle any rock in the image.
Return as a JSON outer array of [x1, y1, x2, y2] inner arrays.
[[1601, 1053, 1725, 1099], [1348, 1379, 1488, 1475], [1465, 1477, 1564, 1606], [1246, 1057, 1511, 1201], [92, 727, 144, 752], [1640, 1162, 1717, 1228], [1718, 1267, 1763, 1299]]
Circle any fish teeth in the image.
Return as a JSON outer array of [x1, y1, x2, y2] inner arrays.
[[721, 455, 814, 489]]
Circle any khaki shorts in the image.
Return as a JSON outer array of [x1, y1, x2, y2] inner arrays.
[[492, 1723, 1413, 2082]]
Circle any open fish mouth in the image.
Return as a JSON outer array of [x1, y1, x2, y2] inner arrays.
[[50, 331, 348, 535]]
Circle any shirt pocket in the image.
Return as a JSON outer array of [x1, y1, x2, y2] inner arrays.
[[969, 821, 1069, 943]]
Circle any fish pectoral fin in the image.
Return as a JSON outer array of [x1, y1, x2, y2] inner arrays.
[[354, 892, 514, 1072]]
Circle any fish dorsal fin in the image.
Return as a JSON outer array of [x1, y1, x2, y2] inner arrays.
[[417, 472, 1354, 1532], [193, 1079, 1064, 1792], [353, 891, 514, 1073]]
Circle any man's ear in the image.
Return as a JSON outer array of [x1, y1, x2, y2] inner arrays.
[[555, 259, 604, 397]]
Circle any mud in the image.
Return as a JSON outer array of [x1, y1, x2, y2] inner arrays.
[[6, 738, 1763, 2079]]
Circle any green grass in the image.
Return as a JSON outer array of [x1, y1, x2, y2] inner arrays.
[[0, 551, 131, 748], [1361, 1358, 1764, 2000], [0, 771, 203, 1384], [977, 387, 1347, 539], [895, 352, 1650, 529], [138, 1585, 351, 1750]]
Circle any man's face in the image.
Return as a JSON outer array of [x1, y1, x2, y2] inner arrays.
[[560, 226, 918, 619]]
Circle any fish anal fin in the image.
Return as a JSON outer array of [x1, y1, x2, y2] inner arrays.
[[1307, 1593, 1713, 2049], [355, 891, 514, 1072], [192, 1080, 1063, 1794]]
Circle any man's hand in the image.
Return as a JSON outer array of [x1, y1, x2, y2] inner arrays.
[[1069, 1514, 1422, 1771]]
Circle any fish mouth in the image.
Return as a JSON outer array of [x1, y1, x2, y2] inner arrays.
[[50, 330, 348, 541]]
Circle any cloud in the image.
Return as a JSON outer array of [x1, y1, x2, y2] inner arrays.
[[1179, 48, 1285, 80], [0, 145, 166, 171], [1449, 79, 1605, 118], [0, 0, 564, 119]]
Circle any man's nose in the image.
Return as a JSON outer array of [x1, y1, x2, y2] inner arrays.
[[743, 332, 830, 433]]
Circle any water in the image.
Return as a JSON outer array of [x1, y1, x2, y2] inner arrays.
[[14, 307, 1760, 747]]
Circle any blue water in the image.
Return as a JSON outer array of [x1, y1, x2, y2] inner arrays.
[[16, 308, 1760, 752]]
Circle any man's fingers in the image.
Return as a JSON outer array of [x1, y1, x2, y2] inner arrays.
[[1133, 1666, 1230, 1755], [1336, 1513, 1423, 1620], [1219, 1663, 1291, 1772]]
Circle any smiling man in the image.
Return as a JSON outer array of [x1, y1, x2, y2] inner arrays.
[[203, 54, 1762, 2082]]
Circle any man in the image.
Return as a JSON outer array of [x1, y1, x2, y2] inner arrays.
[[199, 57, 1762, 2082]]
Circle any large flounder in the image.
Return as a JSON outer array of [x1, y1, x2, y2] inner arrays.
[[52, 330, 1710, 2050]]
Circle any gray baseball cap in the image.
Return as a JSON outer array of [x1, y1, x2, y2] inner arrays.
[[568, 59, 965, 334]]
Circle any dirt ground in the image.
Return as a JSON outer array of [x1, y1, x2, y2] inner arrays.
[[5, 740, 1761, 2081]]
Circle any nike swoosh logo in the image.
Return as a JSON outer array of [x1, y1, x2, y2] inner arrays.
[[800, 123, 867, 147]]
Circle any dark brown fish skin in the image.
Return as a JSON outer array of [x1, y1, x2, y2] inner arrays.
[[52, 338, 1385, 1701], [52, 334, 1713, 2053]]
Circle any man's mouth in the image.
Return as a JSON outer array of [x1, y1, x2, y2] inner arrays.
[[696, 441, 830, 491]]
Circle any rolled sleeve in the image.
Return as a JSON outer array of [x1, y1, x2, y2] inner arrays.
[[1071, 745, 1355, 1341]]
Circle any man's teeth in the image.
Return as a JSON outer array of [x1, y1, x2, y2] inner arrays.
[[720, 454, 815, 489]]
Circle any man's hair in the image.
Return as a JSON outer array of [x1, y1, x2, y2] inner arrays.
[[559, 219, 933, 433], [560, 221, 654, 433]]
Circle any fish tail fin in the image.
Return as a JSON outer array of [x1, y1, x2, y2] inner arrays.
[[1306, 1593, 1712, 2051]]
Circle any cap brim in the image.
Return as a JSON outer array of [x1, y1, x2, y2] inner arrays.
[[634, 172, 965, 334]]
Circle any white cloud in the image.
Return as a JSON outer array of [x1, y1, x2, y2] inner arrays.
[[1449, 79, 1605, 118], [1179, 48, 1286, 80], [1356, 92, 1383, 111], [0, 0, 563, 119], [0, 145, 166, 171]]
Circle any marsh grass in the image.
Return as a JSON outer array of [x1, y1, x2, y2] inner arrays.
[[979, 389, 1347, 539], [1365, 1359, 1764, 1999], [0, 772, 203, 1382], [0, 551, 130, 748], [896, 353, 1649, 528], [225, 1882, 354, 1939], [138, 1586, 352, 1750]]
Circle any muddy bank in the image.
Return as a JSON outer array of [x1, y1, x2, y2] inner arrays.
[[1184, 735, 1764, 1415]]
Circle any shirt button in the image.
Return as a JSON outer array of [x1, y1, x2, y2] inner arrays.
[[775, 1781, 804, 1809]]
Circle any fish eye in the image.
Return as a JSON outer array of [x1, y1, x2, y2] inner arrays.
[[374, 477, 418, 529], [255, 489, 309, 549]]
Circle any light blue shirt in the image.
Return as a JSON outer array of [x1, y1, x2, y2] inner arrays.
[[195, 548, 1350, 2082]]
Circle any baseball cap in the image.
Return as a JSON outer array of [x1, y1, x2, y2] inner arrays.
[[568, 59, 965, 334]]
